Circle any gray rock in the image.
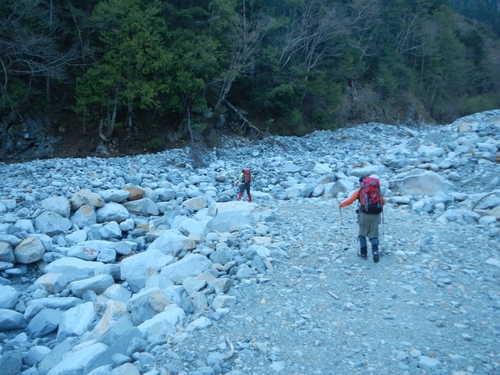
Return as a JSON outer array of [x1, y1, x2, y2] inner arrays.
[[41, 196, 71, 218], [0, 241, 15, 263], [0, 285, 18, 309], [204, 212, 254, 234], [26, 308, 62, 338], [123, 198, 159, 216], [22, 345, 51, 366], [88, 325, 143, 372], [98, 221, 122, 240], [68, 274, 115, 298], [65, 229, 88, 245], [37, 338, 79, 375], [45, 343, 108, 375], [418, 356, 442, 371], [127, 287, 169, 326], [43, 256, 105, 282], [70, 189, 106, 211], [102, 284, 132, 303], [14, 237, 45, 264], [390, 171, 455, 195], [0, 309, 28, 331], [98, 189, 130, 203], [0, 350, 22, 375], [148, 229, 189, 256], [96, 202, 130, 223], [57, 302, 97, 341], [120, 250, 173, 293], [109, 363, 140, 375], [159, 253, 213, 288], [34, 211, 72, 236], [34, 273, 68, 294], [137, 305, 186, 343], [70, 205, 97, 228], [183, 196, 207, 211], [209, 246, 236, 265], [24, 297, 82, 321]]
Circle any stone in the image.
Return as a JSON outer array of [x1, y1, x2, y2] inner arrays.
[[110, 363, 141, 375], [57, 302, 97, 341], [37, 337, 79, 375], [43, 257, 105, 282], [68, 274, 115, 297], [70, 205, 97, 228], [186, 316, 212, 332], [123, 187, 144, 201], [0, 350, 22, 375], [14, 237, 45, 264], [34, 211, 72, 236], [23, 345, 51, 366], [26, 308, 62, 338], [0, 285, 18, 309], [148, 229, 189, 256], [0, 309, 27, 331], [45, 343, 108, 375], [123, 198, 159, 216], [204, 212, 254, 234], [127, 287, 170, 326], [0, 241, 15, 263], [70, 189, 106, 211], [182, 196, 207, 211], [159, 253, 213, 288], [99, 188, 130, 203], [102, 284, 132, 304], [418, 356, 442, 371], [41, 196, 71, 218], [92, 301, 130, 339], [120, 250, 173, 293], [390, 171, 455, 195], [137, 304, 186, 343], [96, 202, 130, 223], [24, 297, 83, 321]]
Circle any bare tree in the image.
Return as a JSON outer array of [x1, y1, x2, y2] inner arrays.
[[212, 0, 272, 112], [0, 0, 84, 109], [345, 0, 381, 62], [277, 1, 350, 74]]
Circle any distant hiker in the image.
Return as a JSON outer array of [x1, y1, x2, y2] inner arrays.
[[339, 176, 385, 263], [237, 169, 252, 202]]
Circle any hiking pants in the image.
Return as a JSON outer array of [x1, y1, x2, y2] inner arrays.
[[239, 183, 251, 195], [357, 211, 381, 247]]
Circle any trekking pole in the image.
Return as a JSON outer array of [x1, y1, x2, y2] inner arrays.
[[379, 211, 384, 249], [339, 206, 345, 236]]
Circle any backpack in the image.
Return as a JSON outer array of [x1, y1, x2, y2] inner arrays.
[[358, 177, 383, 214], [241, 169, 251, 183]]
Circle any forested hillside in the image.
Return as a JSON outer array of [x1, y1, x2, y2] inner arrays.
[[1, 0, 500, 153]]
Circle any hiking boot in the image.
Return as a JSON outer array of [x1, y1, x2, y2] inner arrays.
[[357, 252, 367, 260], [357, 246, 367, 260], [372, 245, 379, 263]]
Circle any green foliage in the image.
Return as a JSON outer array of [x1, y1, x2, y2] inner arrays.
[[2, 0, 500, 145], [457, 95, 500, 117]]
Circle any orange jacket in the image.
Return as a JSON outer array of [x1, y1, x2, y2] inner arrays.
[[339, 188, 385, 208]]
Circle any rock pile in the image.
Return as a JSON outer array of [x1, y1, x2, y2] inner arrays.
[[0, 110, 499, 375]]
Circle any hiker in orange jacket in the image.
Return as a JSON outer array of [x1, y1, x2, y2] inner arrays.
[[339, 177, 385, 263], [237, 169, 252, 202]]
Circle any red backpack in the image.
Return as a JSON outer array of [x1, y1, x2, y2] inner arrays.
[[242, 169, 251, 183], [359, 177, 383, 214]]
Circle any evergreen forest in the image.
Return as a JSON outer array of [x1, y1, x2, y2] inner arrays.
[[1, 0, 500, 152]]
